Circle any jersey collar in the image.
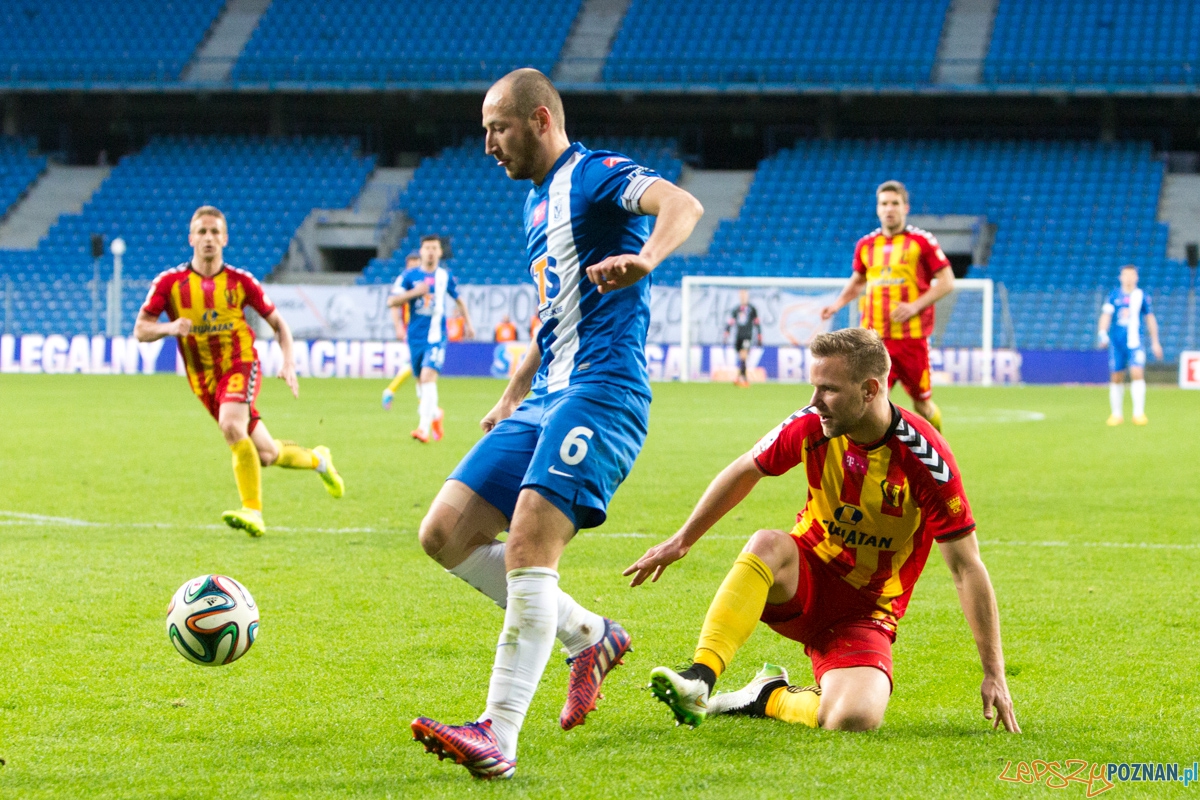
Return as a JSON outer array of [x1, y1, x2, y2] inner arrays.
[[858, 404, 903, 450], [537, 142, 584, 188]]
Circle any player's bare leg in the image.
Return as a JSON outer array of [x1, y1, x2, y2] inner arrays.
[[218, 402, 265, 536], [736, 345, 750, 387], [1108, 370, 1127, 425], [817, 667, 890, 731], [1128, 365, 1148, 425], [413, 367, 442, 442], [913, 397, 942, 431]]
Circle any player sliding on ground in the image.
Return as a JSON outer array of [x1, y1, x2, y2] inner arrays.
[[821, 181, 954, 431], [134, 206, 344, 537], [626, 328, 1019, 734], [410, 68, 703, 779], [1097, 264, 1163, 426]]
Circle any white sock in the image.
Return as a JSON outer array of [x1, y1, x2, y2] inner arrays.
[[418, 381, 438, 434], [1131, 379, 1146, 417], [448, 542, 605, 655], [483, 567, 559, 761], [1110, 382, 1125, 417]]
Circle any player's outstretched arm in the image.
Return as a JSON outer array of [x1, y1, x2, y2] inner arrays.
[[938, 532, 1021, 733], [133, 311, 190, 342], [264, 310, 299, 398], [455, 297, 475, 340], [389, 306, 407, 341], [586, 180, 703, 294], [623, 452, 763, 586], [481, 337, 541, 432], [820, 273, 867, 320]]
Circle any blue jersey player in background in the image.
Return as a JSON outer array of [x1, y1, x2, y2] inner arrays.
[[410, 68, 704, 780], [1097, 264, 1163, 426], [386, 234, 475, 442]]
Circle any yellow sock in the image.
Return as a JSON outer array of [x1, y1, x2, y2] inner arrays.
[[273, 439, 318, 470], [693, 551, 774, 677], [765, 685, 821, 727], [927, 402, 943, 432], [386, 366, 412, 393], [230, 438, 262, 511]]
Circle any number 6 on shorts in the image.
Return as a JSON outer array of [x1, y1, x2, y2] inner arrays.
[[559, 426, 594, 466]]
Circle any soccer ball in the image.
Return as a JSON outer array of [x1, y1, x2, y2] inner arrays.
[[166, 575, 259, 666]]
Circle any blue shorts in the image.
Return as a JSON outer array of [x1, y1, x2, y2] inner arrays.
[[1109, 341, 1146, 373], [411, 342, 446, 374], [448, 384, 650, 530]]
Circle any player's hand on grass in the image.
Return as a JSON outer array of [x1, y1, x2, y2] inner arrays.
[[170, 318, 193, 336], [278, 361, 299, 398], [586, 254, 652, 294], [889, 302, 918, 324], [981, 674, 1020, 733], [623, 535, 690, 587], [480, 397, 519, 432]]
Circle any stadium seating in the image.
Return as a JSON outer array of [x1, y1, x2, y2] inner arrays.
[[985, 0, 1200, 85], [604, 0, 949, 85], [0, 0, 223, 83], [0, 137, 46, 219], [234, 0, 581, 84], [0, 135, 375, 336], [358, 137, 683, 286], [654, 139, 1184, 357]]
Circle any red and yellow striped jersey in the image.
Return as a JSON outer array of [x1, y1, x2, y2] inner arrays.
[[141, 264, 276, 391], [851, 226, 950, 340], [751, 405, 974, 629]]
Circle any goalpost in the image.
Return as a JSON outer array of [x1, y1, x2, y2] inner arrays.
[[678, 275, 994, 385]]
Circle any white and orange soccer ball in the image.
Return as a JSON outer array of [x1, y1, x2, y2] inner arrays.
[[166, 575, 259, 666]]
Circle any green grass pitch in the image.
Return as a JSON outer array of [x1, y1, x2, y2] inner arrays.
[[1, 373, 1198, 799]]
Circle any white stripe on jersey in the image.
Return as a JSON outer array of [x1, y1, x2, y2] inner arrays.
[[545, 152, 584, 393], [1126, 288, 1143, 349], [428, 266, 449, 345]]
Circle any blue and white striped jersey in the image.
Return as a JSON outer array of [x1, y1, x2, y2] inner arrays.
[[392, 265, 459, 346], [1103, 287, 1152, 349], [523, 142, 662, 397]]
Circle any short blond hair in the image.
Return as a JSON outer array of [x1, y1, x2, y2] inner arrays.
[[810, 327, 891, 382], [875, 180, 909, 204], [191, 205, 226, 225]]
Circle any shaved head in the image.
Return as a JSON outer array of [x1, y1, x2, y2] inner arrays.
[[490, 68, 565, 131]]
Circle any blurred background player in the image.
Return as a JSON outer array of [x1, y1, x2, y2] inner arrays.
[[625, 328, 1018, 735], [1098, 264, 1163, 425], [381, 251, 420, 410], [134, 206, 344, 537], [410, 68, 703, 780], [821, 180, 955, 431], [723, 289, 762, 387], [494, 314, 519, 342], [386, 235, 475, 442]]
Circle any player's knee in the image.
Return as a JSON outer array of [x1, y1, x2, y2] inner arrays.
[[744, 529, 794, 572], [257, 442, 278, 467], [417, 509, 453, 561], [219, 419, 247, 443], [820, 705, 885, 732]]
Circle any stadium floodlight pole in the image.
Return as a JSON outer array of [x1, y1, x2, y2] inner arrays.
[[90, 233, 104, 336], [678, 275, 993, 386], [106, 237, 126, 337]]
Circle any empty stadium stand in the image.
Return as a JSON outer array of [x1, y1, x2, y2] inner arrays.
[[604, 0, 950, 85], [0, 137, 46, 221], [0, 0, 225, 83], [234, 0, 582, 84], [985, 0, 1200, 85], [358, 137, 683, 286], [0, 135, 375, 336]]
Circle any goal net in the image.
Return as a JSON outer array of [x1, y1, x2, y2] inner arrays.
[[675, 275, 994, 385]]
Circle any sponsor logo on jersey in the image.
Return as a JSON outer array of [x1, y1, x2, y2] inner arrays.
[[603, 156, 630, 168], [201, 309, 220, 322], [833, 505, 863, 525], [532, 200, 547, 226]]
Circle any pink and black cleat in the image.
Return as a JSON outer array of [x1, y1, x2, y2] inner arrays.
[[559, 619, 632, 730], [411, 717, 516, 780]]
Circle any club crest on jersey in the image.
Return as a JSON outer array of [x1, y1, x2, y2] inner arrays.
[[532, 200, 547, 226], [603, 156, 630, 168], [947, 495, 964, 515], [552, 197, 564, 222], [224, 287, 238, 307], [881, 480, 905, 509]]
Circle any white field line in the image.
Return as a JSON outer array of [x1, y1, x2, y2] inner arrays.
[[3, 512, 1198, 550]]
